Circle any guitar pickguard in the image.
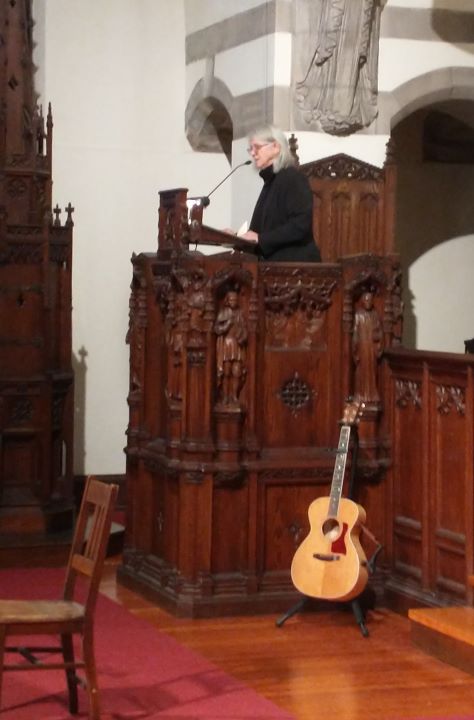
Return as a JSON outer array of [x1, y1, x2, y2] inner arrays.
[[330, 522, 348, 555]]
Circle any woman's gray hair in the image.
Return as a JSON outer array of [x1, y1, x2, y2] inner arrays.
[[248, 124, 295, 173]]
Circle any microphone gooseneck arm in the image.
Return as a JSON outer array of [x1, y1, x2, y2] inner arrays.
[[188, 160, 252, 207], [205, 160, 252, 202]]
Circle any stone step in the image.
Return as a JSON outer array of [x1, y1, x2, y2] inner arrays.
[[409, 606, 474, 675]]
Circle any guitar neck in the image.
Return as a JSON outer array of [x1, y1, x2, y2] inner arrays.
[[328, 425, 351, 517]]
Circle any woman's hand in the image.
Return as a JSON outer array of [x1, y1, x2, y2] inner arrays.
[[240, 230, 259, 243]]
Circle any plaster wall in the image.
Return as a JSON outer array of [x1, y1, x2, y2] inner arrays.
[[409, 237, 474, 353], [33, 0, 231, 474], [184, 0, 268, 35]]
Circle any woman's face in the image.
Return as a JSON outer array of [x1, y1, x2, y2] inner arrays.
[[248, 138, 280, 170]]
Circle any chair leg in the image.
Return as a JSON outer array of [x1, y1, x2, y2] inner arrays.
[[82, 628, 100, 720], [0, 625, 5, 711], [61, 633, 78, 714]]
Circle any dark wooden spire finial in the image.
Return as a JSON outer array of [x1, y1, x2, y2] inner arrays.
[[289, 133, 300, 166]]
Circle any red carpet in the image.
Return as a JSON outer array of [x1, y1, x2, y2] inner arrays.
[[0, 568, 294, 720]]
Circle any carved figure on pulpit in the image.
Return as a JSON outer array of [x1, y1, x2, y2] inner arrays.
[[186, 270, 207, 346], [214, 291, 248, 406], [352, 290, 383, 402], [166, 294, 188, 401], [295, 0, 382, 135]]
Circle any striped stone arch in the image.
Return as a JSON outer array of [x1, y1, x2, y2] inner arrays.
[[185, 77, 234, 162], [378, 67, 474, 132]]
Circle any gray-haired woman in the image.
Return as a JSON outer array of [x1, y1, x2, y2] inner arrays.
[[240, 124, 321, 262]]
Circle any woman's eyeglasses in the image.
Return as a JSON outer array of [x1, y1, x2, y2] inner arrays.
[[247, 142, 273, 155]]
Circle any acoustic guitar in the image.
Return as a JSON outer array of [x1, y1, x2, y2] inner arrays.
[[290, 401, 368, 602]]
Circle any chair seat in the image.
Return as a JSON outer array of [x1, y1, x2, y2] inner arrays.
[[0, 600, 84, 625]]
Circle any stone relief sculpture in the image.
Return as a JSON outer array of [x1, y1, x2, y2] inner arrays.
[[352, 291, 383, 403], [264, 273, 337, 350], [214, 290, 248, 406], [294, 0, 383, 135]]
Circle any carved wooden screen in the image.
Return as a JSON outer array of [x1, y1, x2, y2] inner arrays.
[[298, 146, 396, 262], [383, 348, 474, 610]]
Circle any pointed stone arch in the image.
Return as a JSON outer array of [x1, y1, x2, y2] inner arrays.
[[185, 78, 234, 163], [378, 67, 474, 133]]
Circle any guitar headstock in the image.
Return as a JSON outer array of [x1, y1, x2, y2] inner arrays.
[[340, 399, 365, 426]]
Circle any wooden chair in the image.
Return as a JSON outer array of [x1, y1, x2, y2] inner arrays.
[[0, 476, 118, 719]]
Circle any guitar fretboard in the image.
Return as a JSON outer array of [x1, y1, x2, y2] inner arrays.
[[328, 426, 351, 517]]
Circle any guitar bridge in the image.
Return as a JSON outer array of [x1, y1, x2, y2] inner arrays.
[[313, 553, 341, 562]]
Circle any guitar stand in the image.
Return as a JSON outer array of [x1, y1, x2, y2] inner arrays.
[[275, 540, 381, 637], [276, 425, 383, 637]]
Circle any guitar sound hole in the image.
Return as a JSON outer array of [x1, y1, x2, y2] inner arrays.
[[322, 517, 340, 541]]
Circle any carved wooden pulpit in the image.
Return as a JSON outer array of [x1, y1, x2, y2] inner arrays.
[[119, 148, 401, 616]]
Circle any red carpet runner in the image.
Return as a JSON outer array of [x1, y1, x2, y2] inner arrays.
[[0, 567, 294, 720]]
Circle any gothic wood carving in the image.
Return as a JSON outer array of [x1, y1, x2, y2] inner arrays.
[[0, 1, 74, 551]]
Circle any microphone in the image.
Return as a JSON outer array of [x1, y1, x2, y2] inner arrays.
[[188, 160, 252, 207]]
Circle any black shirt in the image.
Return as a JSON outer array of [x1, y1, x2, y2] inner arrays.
[[249, 164, 321, 262]]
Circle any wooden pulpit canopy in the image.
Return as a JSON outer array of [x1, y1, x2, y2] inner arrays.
[[289, 135, 397, 262]]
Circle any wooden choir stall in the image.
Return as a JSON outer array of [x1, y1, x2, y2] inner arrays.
[[118, 148, 403, 617]]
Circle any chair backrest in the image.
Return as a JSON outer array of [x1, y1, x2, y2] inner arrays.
[[63, 476, 118, 619]]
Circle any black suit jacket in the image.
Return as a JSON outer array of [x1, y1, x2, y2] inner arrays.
[[249, 165, 321, 262]]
